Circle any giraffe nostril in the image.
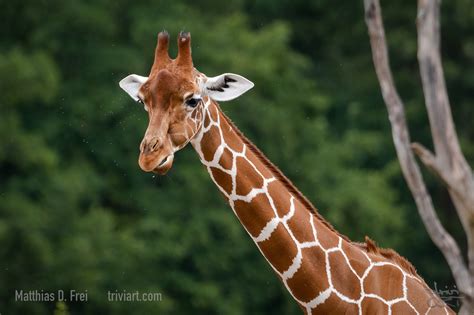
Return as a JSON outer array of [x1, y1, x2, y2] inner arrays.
[[152, 139, 160, 151], [141, 137, 162, 153]]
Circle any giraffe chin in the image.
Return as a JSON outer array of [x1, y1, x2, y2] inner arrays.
[[138, 153, 174, 175]]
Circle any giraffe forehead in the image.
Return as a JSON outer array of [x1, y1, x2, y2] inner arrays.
[[141, 69, 196, 101]]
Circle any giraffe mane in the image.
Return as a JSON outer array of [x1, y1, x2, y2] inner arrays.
[[361, 236, 419, 277], [217, 104, 422, 279]]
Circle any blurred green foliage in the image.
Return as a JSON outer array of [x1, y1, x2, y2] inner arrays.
[[0, 0, 472, 314]]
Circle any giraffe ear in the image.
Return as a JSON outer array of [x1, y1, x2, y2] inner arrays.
[[204, 73, 254, 101], [119, 74, 148, 101]]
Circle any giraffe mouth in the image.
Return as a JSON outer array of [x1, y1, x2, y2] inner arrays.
[[152, 154, 174, 175], [138, 151, 174, 175]]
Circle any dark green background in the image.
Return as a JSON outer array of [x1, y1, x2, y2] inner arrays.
[[1, 0, 472, 314]]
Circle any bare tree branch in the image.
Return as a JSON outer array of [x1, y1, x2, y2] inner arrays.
[[417, 1, 474, 310], [417, 0, 474, 230], [411, 142, 451, 186], [363, 0, 472, 300]]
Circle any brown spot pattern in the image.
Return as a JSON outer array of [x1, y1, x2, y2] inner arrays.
[[268, 180, 292, 217], [235, 156, 264, 196], [342, 241, 371, 278], [316, 221, 340, 250], [287, 247, 328, 303], [218, 147, 233, 170], [361, 297, 389, 314], [201, 125, 220, 162], [328, 251, 361, 300], [287, 204, 317, 244], [391, 301, 417, 314], [210, 167, 232, 195], [208, 102, 219, 122], [364, 265, 404, 301], [221, 120, 243, 152], [406, 277, 431, 313], [258, 224, 298, 274], [233, 194, 276, 238], [245, 148, 273, 179], [312, 293, 359, 315], [203, 112, 211, 129]]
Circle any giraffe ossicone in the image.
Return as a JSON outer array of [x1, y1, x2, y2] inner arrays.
[[119, 32, 453, 315]]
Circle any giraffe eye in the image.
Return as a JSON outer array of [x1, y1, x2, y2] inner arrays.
[[185, 97, 201, 108]]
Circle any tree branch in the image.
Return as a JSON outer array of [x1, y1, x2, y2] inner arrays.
[[416, 0, 474, 222], [417, 0, 469, 174], [411, 142, 451, 187], [363, 0, 472, 298], [411, 142, 436, 171], [417, 1, 474, 308]]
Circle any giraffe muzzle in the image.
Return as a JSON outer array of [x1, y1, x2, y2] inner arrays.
[[138, 148, 175, 174]]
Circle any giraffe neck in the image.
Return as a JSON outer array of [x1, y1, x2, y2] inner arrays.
[[190, 99, 453, 314]]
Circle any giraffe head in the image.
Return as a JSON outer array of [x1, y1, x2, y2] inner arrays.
[[119, 32, 254, 174]]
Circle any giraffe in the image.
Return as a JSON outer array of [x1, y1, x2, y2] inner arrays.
[[119, 32, 454, 314]]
